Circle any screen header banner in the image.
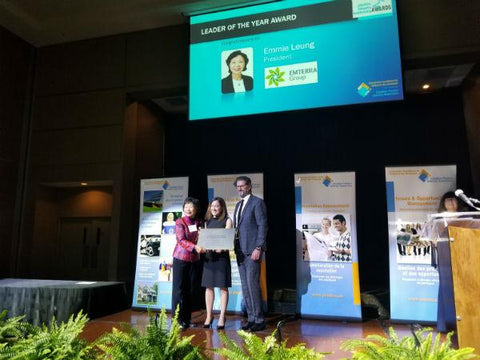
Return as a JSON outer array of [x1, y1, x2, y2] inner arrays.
[[191, 1, 353, 44]]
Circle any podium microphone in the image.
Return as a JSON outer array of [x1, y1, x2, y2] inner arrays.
[[469, 196, 480, 205], [455, 189, 480, 210]]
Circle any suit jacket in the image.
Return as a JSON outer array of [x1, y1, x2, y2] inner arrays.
[[221, 74, 253, 94], [234, 195, 267, 255]]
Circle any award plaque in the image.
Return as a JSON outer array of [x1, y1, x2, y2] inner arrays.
[[197, 228, 235, 250]]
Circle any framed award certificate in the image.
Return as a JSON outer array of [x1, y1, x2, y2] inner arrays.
[[197, 228, 235, 250]]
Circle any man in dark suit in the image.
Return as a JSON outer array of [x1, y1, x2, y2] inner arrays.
[[233, 175, 268, 332]]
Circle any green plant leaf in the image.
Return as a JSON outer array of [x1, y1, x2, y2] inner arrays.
[[95, 306, 204, 360], [215, 328, 327, 360], [341, 327, 478, 360]]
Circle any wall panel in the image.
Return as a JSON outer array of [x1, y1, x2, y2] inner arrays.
[[35, 36, 126, 95], [33, 90, 125, 130], [126, 25, 188, 88], [30, 125, 123, 166], [0, 27, 34, 277]]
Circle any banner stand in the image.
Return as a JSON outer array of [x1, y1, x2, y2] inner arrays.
[[295, 172, 361, 320], [131, 177, 189, 311]]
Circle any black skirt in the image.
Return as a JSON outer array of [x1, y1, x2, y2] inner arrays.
[[201, 251, 232, 288]]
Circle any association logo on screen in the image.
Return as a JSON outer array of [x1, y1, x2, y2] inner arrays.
[[357, 82, 371, 97], [264, 61, 318, 89], [352, 0, 393, 18]]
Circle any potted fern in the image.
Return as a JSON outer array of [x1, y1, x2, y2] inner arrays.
[[0, 311, 95, 360], [215, 329, 328, 359], [340, 326, 478, 360], [95, 308, 203, 360], [0, 310, 35, 349]]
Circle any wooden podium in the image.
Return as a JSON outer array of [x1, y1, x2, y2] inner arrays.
[[430, 213, 480, 349]]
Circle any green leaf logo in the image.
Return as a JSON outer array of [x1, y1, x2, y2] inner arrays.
[[265, 67, 285, 86]]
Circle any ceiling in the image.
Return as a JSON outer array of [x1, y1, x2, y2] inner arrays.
[[0, 0, 479, 96], [0, 0, 271, 47]]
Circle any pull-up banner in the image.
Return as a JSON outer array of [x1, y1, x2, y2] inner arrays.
[[207, 173, 267, 313], [385, 165, 456, 322], [295, 172, 361, 320], [132, 177, 189, 310]]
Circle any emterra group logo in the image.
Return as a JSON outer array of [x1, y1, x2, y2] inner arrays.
[[265, 67, 285, 86], [418, 169, 431, 182], [265, 61, 318, 88]]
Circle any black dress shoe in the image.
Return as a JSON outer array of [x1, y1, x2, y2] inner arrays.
[[217, 319, 227, 330], [250, 322, 266, 332], [180, 322, 190, 331], [241, 321, 255, 330], [203, 317, 213, 328]]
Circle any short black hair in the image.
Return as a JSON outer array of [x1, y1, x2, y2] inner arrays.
[[225, 50, 249, 73], [183, 197, 201, 218], [437, 191, 460, 212], [333, 214, 346, 224], [233, 175, 252, 187]]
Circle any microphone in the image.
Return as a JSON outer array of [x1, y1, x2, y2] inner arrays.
[[455, 189, 480, 210], [469, 196, 480, 205]]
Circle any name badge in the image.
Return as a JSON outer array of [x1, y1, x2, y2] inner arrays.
[[188, 224, 198, 232]]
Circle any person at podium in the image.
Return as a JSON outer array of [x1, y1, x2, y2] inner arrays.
[[437, 191, 468, 213], [432, 191, 462, 267], [434, 191, 466, 333], [438, 191, 459, 213]]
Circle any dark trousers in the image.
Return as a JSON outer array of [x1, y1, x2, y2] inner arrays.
[[171, 257, 201, 325], [237, 253, 264, 323]]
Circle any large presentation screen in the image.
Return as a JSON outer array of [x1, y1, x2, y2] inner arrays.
[[189, 0, 403, 120]]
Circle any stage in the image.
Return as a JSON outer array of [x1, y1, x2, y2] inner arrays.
[[80, 309, 448, 359], [0, 279, 129, 325]]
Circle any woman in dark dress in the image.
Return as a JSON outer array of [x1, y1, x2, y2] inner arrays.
[[202, 197, 232, 330]]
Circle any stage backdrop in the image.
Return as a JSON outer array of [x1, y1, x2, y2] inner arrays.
[[295, 172, 361, 320], [132, 177, 189, 310], [385, 165, 456, 322], [207, 173, 267, 313]]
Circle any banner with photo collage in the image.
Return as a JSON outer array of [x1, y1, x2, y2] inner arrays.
[[295, 172, 361, 320], [385, 165, 456, 322], [132, 177, 189, 310], [207, 173, 267, 313]]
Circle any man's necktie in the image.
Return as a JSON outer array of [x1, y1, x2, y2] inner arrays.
[[237, 199, 244, 226]]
